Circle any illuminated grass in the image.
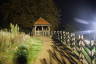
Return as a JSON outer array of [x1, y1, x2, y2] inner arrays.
[[27, 37, 43, 64], [81, 47, 91, 64]]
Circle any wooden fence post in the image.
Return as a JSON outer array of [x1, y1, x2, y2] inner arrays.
[[62, 31, 66, 45]]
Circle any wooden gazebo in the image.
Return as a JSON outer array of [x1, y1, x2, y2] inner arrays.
[[32, 17, 51, 36]]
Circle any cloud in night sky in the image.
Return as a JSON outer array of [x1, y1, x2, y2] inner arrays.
[[74, 18, 89, 25]]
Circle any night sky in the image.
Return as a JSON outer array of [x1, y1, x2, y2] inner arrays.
[[55, 0, 96, 30], [0, 0, 96, 30]]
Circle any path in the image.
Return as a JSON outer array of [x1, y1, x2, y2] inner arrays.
[[33, 37, 53, 64]]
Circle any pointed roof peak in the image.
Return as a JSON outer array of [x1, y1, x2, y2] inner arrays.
[[34, 17, 50, 25]]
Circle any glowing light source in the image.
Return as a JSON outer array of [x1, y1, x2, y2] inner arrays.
[[75, 30, 93, 34], [91, 22, 96, 30]]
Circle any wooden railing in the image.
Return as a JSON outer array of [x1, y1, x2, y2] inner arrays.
[[34, 31, 50, 36]]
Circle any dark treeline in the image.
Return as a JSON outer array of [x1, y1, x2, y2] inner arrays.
[[0, 0, 60, 30]]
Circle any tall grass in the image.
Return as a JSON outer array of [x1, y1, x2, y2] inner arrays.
[[0, 24, 43, 64], [0, 24, 26, 64]]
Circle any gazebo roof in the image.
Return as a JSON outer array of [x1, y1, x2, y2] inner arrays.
[[34, 17, 50, 25]]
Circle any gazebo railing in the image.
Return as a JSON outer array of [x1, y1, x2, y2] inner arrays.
[[35, 31, 50, 36]]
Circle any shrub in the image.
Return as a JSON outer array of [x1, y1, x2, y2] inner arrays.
[[14, 45, 28, 64]]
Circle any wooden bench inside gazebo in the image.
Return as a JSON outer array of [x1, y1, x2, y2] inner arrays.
[[32, 17, 51, 36]]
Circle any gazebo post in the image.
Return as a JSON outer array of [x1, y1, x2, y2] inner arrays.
[[48, 26, 50, 36], [34, 26, 37, 36], [42, 26, 44, 36]]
